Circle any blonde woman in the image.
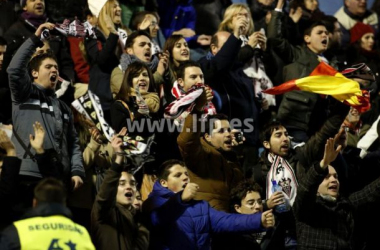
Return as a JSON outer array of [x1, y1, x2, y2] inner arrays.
[[219, 3, 274, 107], [85, 0, 125, 123]]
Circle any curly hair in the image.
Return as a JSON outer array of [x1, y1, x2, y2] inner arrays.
[[230, 179, 262, 213]]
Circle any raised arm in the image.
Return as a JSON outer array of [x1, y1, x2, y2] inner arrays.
[[267, 0, 300, 64], [7, 23, 54, 103], [92, 134, 125, 222]]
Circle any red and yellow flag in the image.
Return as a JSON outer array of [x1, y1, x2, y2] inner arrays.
[[263, 62, 370, 113]]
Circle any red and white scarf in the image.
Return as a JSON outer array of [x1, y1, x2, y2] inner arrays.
[[164, 81, 216, 126], [266, 153, 298, 206]]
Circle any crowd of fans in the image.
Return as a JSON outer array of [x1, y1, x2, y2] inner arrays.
[[1, 0, 380, 249]]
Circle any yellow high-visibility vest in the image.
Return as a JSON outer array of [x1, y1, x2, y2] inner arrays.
[[14, 215, 95, 250]]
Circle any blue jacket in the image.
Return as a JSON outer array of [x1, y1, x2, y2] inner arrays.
[[143, 181, 265, 250]]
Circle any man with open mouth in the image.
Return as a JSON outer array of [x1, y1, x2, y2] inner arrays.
[[293, 137, 380, 249], [92, 134, 149, 250], [7, 22, 85, 216], [269, 0, 336, 144]]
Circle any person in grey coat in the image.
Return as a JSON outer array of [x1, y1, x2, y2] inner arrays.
[[7, 22, 84, 193]]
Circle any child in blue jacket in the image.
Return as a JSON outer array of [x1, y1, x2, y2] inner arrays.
[[143, 159, 275, 250]]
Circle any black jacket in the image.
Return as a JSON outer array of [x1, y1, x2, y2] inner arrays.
[[199, 35, 260, 146]]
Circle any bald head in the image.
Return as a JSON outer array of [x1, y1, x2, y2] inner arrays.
[[211, 31, 231, 55]]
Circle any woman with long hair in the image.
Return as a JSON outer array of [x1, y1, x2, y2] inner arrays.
[[111, 61, 160, 200], [85, 0, 126, 123]]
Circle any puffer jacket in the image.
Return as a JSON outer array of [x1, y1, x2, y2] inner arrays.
[[177, 114, 243, 211], [7, 36, 84, 181], [143, 181, 265, 250]]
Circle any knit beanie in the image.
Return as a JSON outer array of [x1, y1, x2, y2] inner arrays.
[[88, 0, 108, 17], [350, 22, 375, 44]]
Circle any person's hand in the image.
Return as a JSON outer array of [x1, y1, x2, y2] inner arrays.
[[261, 98, 269, 110], [231, 129, 245, 146], [111, 127, 127, 164], [89, 127, 102, 144], [233, 16, 248, 38], [181, 183, 199, 202], [29, 121, 45, 154], [71, 176, 83, 191], [195, 87, 213, 112], [104, 15, 117, 34], [248, 31, 267, 50], [289, 7, 303, 23], [173, 28, 196, 38], [197, 34, 212, 46], [320, 138, 341, 169], [139, 15, 153, 30], [275, 0, 285, 9], [35, 22, 55, 37], [261, 209, 275, 228], [266, 191, 285, 209], [156, 50, 170, 76], [0, 129, 15, 156]]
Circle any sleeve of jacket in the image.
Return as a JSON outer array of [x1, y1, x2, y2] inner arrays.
[[7, 35, 42, 103], [145, 192, 190, 226], [92, 162, 123, 222], [110, 101, 132, 133], [0, 157, 21, 201], [67, 108, 85, 178], [82, 138, 101, 170], [296, 100, 350, 171], [266, 10, 299, 65], [177, 113, 207, 174], [56, 37, 75, 82], [209, 204, 264, 234], [35, 149, 63, 178], [85, 33, 119, 71], [293, 162, 327, 222], [0, 225, 20, 250], [349, 174, 380, 209], [199, 34, 242, 78]]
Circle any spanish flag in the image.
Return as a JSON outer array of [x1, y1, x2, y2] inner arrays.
[[263, 62, 370, 113]]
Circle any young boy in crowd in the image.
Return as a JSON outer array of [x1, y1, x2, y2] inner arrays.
[[143, 159, 275, 250]]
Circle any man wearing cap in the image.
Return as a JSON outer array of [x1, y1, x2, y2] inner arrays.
[[334, 0, 379, 47], [3, 0, 75, 85]]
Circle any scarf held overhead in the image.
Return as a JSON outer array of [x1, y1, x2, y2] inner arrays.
[[164, 81, 216, 126], [263, 62, 370, 113]]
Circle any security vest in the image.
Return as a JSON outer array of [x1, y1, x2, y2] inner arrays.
[[14, 215, 95, 250]]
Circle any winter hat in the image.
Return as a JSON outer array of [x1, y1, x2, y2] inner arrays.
[[88, 0, 108, 17], [350, 22, 375, 44], [342, 63, 376, 82]]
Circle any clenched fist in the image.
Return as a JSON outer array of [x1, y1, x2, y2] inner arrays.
[[181, 183, 199, 202]]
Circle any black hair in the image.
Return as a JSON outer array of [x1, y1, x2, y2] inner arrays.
[[130, 11, 159, 31], [125, 30, 151, 49], [157, 159, 186, 181], [202, 113, 229, 136], [304, 20, 327, 36], [322, 15, 338, 34], [230, 179, 262, 213], [175, 60, 202, 80], [259, 121, 285, 145], [0, 36, 7, 46], [28, 51, 57, 75]]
